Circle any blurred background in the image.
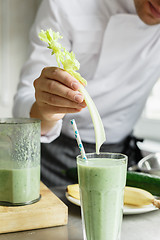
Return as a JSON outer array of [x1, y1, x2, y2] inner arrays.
[[0, 0, 41, 116], [0, 0, 160, 155]]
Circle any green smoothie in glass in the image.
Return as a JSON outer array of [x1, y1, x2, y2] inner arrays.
[[0, 164, 40, 204], [77, 153, 127, 240]]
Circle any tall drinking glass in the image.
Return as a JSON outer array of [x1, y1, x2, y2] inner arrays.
[[77, 152, 128, 240]]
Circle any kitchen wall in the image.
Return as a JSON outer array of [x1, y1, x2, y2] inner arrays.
[[0, 0, 42, 117]]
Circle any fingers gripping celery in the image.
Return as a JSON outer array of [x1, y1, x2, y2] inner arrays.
[[39, 29, 106, 153]]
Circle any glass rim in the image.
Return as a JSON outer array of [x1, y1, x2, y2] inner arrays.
[[77, 152, 128, 162], [0, 118, 41, 124]]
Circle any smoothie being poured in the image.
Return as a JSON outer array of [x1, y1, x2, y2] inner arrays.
[[39, 29, 106, 153]]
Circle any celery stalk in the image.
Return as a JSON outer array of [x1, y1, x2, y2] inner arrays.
[[39, 29, 106, 153], [79, 85, 106, 153]]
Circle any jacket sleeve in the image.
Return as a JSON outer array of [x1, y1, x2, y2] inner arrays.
[[12, 0, 71, 143]]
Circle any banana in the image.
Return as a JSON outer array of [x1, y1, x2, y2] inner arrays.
[[67, 184, 160, 208], [124, 186, 160, 208], [67, 184, 80, 200], [124, 186, 154, 206]]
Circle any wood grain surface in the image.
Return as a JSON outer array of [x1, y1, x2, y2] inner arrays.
[[0, 182, 68, 233]]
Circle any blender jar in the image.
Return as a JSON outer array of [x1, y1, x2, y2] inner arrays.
[[0, 118, 41, 206]]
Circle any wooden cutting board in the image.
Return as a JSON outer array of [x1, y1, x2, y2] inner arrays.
[[0, 182, 68, 234]]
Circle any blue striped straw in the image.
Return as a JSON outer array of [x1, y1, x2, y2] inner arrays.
[[70, 119, 87, 160]]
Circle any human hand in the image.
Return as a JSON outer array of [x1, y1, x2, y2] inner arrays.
[[32, 67, 86, 127]]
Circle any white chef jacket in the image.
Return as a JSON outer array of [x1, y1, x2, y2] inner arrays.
[[13, 0, 160, 144]]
